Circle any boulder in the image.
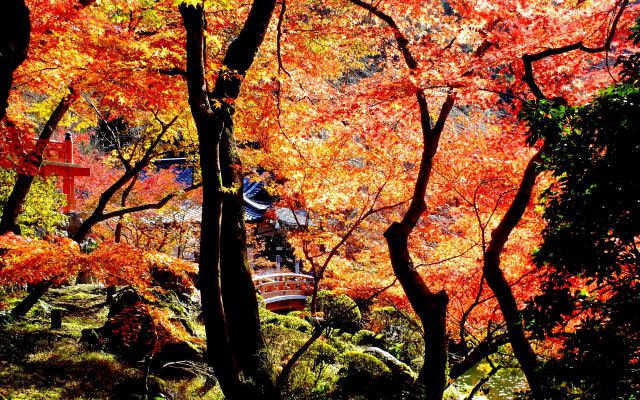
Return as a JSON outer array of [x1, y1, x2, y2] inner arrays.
[[81, 288, 203, 376]]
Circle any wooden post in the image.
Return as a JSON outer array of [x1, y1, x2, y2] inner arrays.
[[276, 246, 283, 272], [63, 133, 74, 213], [247, 244, 254, 270], [51, 309, 62, 329]]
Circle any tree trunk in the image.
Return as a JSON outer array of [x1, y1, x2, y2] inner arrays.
[[11, 280, 52, 318], [0, 89, 76, 235], [180, 1, 279, 397], [340, 4, 456, 397], [199, 125, 242, 395], [382, 92, 455, 400], [113, 176, 136, 243], [220, 121, 278, 397], [0, 0, 30, 121], [384, 223, 449, 400], [72, 213, 101, 243], [483, 146, 545, 395], [179, 5, 241, 397]]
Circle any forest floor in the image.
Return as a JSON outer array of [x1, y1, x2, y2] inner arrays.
[[0, 285, 525, 400], [0, 285, 219, 400]]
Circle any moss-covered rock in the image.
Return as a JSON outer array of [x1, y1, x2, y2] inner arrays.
[[353, 329, 386, 348], [336, 351, 393, 398], [363, 346, 417, 382], [80, 288, 203, 375]]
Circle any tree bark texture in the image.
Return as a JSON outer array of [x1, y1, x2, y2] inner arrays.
[[220, 125, 278, 395], [483, 146, 545, 395], [180, 5, 238, 396], [383, 92, 455, 400], [0, 0, 30, 121], [180, 2, 279, 398]]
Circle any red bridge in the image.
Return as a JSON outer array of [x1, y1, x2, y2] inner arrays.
[[252, 272, 314, 312]]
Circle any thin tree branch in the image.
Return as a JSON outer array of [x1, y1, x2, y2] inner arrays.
[[100, 182, 203, 220], [522, 0, 629, 98]]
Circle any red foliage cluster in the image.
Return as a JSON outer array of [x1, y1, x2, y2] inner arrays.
[[0, 233, 196, 298]]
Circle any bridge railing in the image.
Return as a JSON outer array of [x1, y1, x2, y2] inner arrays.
[[252, 272, 315, 301]]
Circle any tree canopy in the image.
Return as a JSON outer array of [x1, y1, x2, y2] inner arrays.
[[0, 1, 639, 399]]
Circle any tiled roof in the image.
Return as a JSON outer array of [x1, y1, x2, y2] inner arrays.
[[172, 177, 273, 224]]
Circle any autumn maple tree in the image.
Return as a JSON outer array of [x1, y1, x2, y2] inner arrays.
[[258, 0, 639, 397], [1, 0, 639, 399]]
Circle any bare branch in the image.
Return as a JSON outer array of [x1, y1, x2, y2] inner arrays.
[[522, 0, 629, 98], [100, 182, 202, 221], [276, 0, 291, 77]]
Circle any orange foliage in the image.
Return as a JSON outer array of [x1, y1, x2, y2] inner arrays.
[[107, 301, 203, 355], [0, 233, 82, 285], [0, 233, 196, 298]]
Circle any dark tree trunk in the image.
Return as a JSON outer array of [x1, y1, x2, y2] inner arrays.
[[383, 92, 455, 400], [0, 0, 30, 121], [180, 2, 279, 398], [179, 6, 239, 395], [11, 280, 52, 318], [384, 224, 449, 400], [114, 219, 123, 243], [72, 213, 101, 243], [199, 120, 240, 395], [343, 2, 457, 397], [220, 124, 277, 396], [0, 89, 76, 235], [483, 146, 545, 395], [113, 176, 136, 243]]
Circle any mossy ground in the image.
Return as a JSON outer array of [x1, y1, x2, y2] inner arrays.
[[0, 286, 520, 399], [0, 285, 222, 400]]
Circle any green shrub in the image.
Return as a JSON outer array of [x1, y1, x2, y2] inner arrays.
[[369, 306, 423, 363], [311, 290, 362, 333], [260, 308, 312, 333], [284, 341, 341, 399], [326, 329, 357, 354], [353, 329, 386, 348], [305, 340, 339, 366], [262, 323, 308, 367], [336, 351, 392, 398]]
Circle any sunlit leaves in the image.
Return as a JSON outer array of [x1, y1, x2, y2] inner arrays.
[[0, 169, 67, 238], [0, 233, 196, 296]]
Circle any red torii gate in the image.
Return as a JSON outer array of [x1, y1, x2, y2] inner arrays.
[[40, 133, 90, 213]]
